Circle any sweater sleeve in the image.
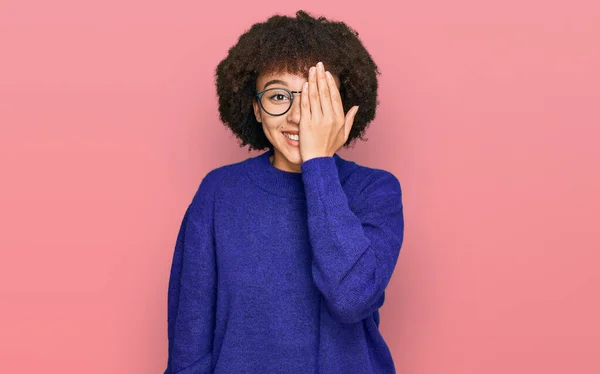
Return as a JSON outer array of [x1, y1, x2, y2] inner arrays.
[[165, 174, 218, 374], [301, 157, 404, 324]]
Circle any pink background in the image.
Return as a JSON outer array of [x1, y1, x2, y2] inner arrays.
[[1, 0, 599, 373]]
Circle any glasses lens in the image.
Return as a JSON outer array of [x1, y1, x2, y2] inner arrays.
[[260, 89, 292, 115]]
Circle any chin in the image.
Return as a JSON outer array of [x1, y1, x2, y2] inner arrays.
[[282, 148, 302, 165], [286, 153, 302, 165]]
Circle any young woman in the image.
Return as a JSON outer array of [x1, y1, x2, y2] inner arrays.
[[165, 10, 405, 374]]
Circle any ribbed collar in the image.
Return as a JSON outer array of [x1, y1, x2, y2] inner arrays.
[[244, 149, 345, 199]]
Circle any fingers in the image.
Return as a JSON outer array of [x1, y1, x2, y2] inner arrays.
[[344, 106, 359, 138], [316, 62, 333, 119], [325, 71, 343, 118], [306, 62, 346, 127], [301, 81, 310, 121], [308, 66, 321, 121]]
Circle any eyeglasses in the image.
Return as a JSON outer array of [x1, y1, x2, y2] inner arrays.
[[255, 88, 303, 116]]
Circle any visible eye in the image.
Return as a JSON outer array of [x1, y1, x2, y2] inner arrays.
[[266, 90, 291, 103], [270, 94, 288, 101]]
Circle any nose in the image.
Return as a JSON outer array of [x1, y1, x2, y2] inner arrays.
[[286, 94, 302, 124]]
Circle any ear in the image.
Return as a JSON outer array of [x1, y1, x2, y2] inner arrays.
[[252, 98, 262, 123]]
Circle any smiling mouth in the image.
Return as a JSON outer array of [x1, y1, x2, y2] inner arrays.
[[283, 132, 299, 141]]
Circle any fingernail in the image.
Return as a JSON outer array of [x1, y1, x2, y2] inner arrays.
[[317, 62, 324, 70], [310, 67, 315, 75], [325, 71, 332, 79]]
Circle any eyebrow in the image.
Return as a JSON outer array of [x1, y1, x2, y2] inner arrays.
[[263, 79, 288, 89]]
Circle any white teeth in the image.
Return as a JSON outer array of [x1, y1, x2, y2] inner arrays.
[[283, 132, 299, 141]]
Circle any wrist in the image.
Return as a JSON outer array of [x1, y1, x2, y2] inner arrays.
[[302, 153, 332, 162]]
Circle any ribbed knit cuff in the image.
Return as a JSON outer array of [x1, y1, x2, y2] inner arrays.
[[300, 156, 337, 176]]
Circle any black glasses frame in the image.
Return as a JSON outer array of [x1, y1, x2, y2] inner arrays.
[[255, 88, 303, 117]]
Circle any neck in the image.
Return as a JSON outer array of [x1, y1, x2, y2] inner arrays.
[[270, 151, 301, 173]]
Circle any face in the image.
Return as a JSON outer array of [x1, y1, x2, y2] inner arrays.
[[253, 70, 341, 173]]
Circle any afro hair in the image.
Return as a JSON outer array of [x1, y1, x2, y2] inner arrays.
[[215, 10, 380, 151]]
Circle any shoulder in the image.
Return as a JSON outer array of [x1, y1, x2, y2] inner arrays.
[[188, 158, 248, 210], [335, 154, 402, 200]]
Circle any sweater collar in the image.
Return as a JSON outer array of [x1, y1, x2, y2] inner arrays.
[[244, 149, 345, 199]]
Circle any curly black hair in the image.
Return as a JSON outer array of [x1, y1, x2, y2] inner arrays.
[[215, 10, 380, 151]]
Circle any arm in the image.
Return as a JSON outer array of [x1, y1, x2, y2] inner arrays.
[[165, 175, 218, 374], [301, 157, 404, 324]]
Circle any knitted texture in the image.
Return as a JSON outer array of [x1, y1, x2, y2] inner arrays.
[[165, 149, 404, 374]]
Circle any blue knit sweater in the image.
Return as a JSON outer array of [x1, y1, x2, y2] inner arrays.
[[165, 149, 404, 373]]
